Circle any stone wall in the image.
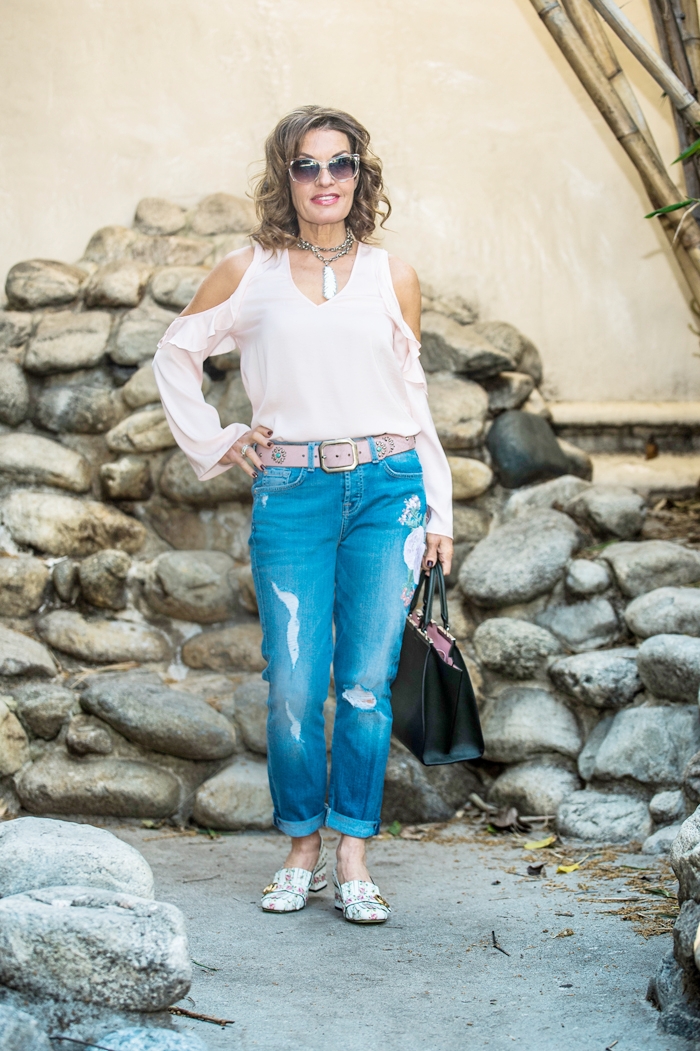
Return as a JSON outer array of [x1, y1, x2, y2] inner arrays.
[[2, 193, 700, 845]]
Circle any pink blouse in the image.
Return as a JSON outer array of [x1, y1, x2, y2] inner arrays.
[[153, 241, 453, 536]]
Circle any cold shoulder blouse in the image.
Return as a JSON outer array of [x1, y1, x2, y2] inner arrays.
[[153, 241, 453, 536]]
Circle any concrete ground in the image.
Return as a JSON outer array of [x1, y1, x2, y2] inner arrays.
[[113, 820, 693, 1051]]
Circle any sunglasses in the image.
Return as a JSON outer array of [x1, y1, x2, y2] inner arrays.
[[288, 153, 360, 184]]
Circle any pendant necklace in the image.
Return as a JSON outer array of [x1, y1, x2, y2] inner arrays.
[[296, 228, 354, 300]]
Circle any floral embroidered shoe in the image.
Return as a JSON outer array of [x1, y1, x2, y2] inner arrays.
[[333, 867, 391, 924], [261, 839, 328, 913]]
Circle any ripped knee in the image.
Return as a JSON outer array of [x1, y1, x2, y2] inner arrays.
[[342, 684, 378, 711]]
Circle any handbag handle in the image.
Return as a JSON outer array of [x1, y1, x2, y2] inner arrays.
[[409, 563, 449, 631]]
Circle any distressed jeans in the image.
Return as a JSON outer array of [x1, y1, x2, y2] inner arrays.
[[249, 444, 427, 839]]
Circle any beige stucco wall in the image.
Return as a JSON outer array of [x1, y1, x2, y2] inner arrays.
[[1, 0, 698, 401]]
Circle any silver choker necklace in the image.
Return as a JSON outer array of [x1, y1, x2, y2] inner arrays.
[[296, 229, 354, 300]]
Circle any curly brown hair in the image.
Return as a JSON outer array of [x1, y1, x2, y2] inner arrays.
[[251, 105, 391, 251]]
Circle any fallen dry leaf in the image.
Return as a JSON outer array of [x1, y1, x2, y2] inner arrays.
[[555, 928, 575, 938], [557, 862, 581, 874], [524, 834, 557, 850]]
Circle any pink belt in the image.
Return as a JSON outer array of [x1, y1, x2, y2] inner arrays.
[[257, 434, 416, 473]]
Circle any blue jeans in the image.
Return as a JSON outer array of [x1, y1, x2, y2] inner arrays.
[[249, 444, 427, 839]]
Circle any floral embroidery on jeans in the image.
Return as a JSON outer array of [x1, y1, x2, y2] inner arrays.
[[399, 496, 427, 606]]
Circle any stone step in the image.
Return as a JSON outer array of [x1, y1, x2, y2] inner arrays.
[[550, 401, 700, 454], [591, 452, 700, 496]]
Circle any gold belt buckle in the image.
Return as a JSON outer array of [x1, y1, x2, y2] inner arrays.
[[319, 437, 359, 473]]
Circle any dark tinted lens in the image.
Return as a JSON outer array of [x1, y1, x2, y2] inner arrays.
[[328, 155, 357, 181], [290, 158, 320, 183]]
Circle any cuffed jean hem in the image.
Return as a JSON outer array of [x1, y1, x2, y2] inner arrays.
[[273, 809, 326, 837], [325, 807, 381, 839]]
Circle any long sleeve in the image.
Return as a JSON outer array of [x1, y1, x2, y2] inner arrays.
[[152, 341, 249, 481], [405, 376, 453, 538]]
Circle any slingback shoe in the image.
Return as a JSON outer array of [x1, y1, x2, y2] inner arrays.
[[332, 867, 391, 925], [261, 839, 328, 913]]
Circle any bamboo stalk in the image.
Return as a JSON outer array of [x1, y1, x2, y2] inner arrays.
[[681, 0, 700, 92], [530, 0, 700, 262], [587, 0, 700, 127]]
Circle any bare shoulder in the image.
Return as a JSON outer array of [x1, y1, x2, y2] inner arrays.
[[180, 246, 255, 316], [387, 254, 421, 337]]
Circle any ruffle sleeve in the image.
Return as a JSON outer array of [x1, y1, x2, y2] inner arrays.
[[376, 249, 427, 391]]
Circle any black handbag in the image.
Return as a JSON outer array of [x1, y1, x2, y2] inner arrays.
[[390, 564, 484, 766]]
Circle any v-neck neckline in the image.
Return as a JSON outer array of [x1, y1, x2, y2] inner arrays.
[[285, 242, 363, 307]]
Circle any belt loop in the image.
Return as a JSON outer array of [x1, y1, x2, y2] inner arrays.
[[367, 436, 379, 464], [307, 442, 316, 472]]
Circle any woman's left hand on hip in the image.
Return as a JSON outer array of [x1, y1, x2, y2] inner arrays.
[[422, 533, 453, 576]]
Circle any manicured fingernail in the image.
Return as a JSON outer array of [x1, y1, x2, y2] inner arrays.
[[252, 472, 258, 480], [259, 464, 266, 472], [266, 441, 273, 447], [426, 560, 434, 567], [266, 428, 273, 435]]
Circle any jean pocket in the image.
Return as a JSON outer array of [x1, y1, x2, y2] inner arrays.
[[252, 466, 307, 494], [381, 450, 424, 479]]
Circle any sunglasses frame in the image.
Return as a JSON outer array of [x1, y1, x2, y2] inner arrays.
[[288, 153, 360, 184]]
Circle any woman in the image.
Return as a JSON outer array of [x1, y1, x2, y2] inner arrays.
[[153, 105, 453, 924]]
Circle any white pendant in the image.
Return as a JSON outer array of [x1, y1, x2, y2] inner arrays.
[[322, 265, 337, 300]]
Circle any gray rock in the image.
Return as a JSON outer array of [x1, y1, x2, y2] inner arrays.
[[0, 1004, 51, 1051], [192, 756, 273, 829], [35, 385, 121, 434], [181, 623, 264, 672], [189, 193, 254, 235], [0, 360, 29, 425], [424, 371, 488, 450], [472, 617, 562, 678], [459, 509, 581, 608], [0, 699, 29, 776], [488, 760, 580, 816], [106, 407, 176, 454], [233, 679, 268, 754], [24, 311, 112, 374], [557, 789, 652, 842], [535, 597, 620, 652], [602, 540, 700, 598], [150, 267, 209, 311], [593, 706, 700, 788], [78, 549, 131, 609], [121, 363, 160, 408], [0, 556, 49, 617], [38, 611, 170, 664], [0, 816, 154, 898], [13, 682, 77, 739], [650, 789, 686, 826], [214, 372, 253, 428], [82, 225, 139, 265], [146, 499, 251, 561], [81, 673, 236, 760], [577, 717, 613, 781], [558, 439, 593, 482], [564, 484, 646, 540], [99, 1030, 207, 1051], [5, 259, 86, 309], [472, 320, 524, 362], [422, 762, 483, 809], [452, 506, 490, 548], [670, 807, 700, 902], [135, 197, 187, 236], [52, 558, 80, 602], [159, 449, 252, 505], [0, 433, 91, 492], [15, 752, 180, 818], [100, 456, 153, 501], [133, 236, 211, 268], [233, 563, 258, 615], [643, 824, 682, 855], [1, 491, 146, 556], [144, 551, 237, 623], [481, 686, 582, 763], [85, 262, 152, 308], [420, 312, 514, 379], [484, 371, 535, 414], [111, 303, 178, 367], [66, 716, 114, 756], [674, 899, 700, 973], [682, 751, 700, 807], [447, 457, 493, 500], [0, 310, 32, 350], [637, 634, 700, 702], [501, 475, 590, 522], [0, 885, 190, 1009], [625, 586, 700, 639], [518, 340, 544, 386], [548, 648, 642, 708], [565, 559, 611, 598], [0, 625, 56, 678], [380, 747, 454, 823]]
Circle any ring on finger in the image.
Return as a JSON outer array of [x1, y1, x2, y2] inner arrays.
[[240, 443, 251, 458]]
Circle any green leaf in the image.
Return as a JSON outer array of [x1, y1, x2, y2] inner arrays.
[[673, 138, 700, 164], [645, 199, 697, 218], [387, 820, 402, 837]]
